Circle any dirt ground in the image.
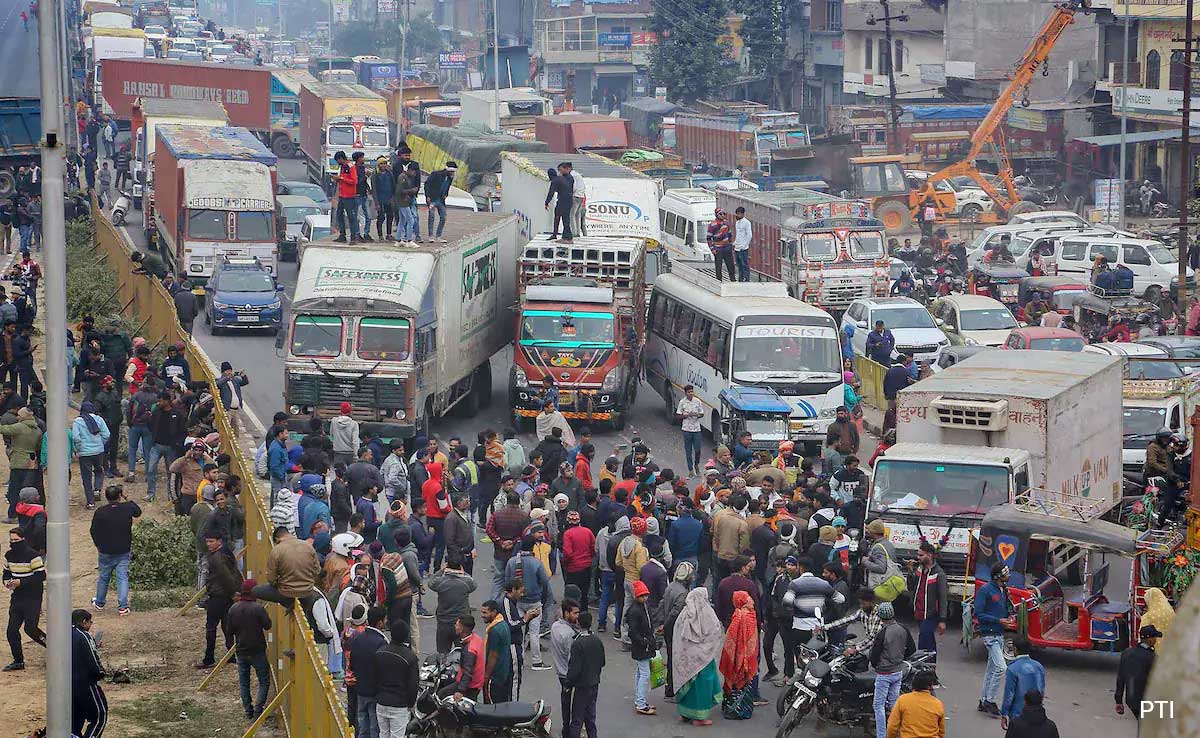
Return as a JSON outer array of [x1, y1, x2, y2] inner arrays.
[[0, 268, 285, 737]]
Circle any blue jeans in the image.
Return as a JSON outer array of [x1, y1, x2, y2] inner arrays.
[[145, 442, 177, 499], [95, 552, 130, 609], [873, 671, 902, 738], [918, 618, 939, 657], [399, 204, 419, 240], [682, 430, 702, 471], [597, 570, 615, 629], [735, 249, 750, 281], [17, 224, 31, 254], [492, 555, 511, 601], [634, 659, 650, 709], [357, 697, 379, 738], [981, 634, 1006, 704], [127, 425, 152, 475], [427, 201, 446, 236], [238, 651, 270, 714], [358, 195, 372, 234], [429, 516, 445, 569]]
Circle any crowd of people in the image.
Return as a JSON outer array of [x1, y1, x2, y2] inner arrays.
[[329, 145, 459, 246]]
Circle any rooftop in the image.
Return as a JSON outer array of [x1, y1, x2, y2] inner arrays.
[[901, 349, 1120, 400]]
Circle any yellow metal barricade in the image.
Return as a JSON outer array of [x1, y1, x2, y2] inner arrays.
[[92, 204, 352, 737], [856, 355, 888, 411]]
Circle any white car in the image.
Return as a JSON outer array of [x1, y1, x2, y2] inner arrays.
[[1009, 209, 1089, 227], [208, 44, 235, 62], [296, 213, 331, 266], [906, 170, 994, 219], [841, 297, 950, 366], [929, 294, 1018, 347], [143, 25, 167, 45]]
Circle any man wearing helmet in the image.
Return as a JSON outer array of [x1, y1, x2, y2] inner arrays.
[[324, 531, 363, 599], [974, 562, 1015, 716], [1145, 427, 1180, 521]]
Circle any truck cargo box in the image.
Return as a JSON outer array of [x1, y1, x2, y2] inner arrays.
[[534, 114, 631, 154], [715, 189, 832, 278], [101, 58, 272, 129]]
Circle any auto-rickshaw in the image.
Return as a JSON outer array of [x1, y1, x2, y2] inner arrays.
[[1070, 290, 1161, 342], [1016, 276, 1086, 322], [965, 497, 1182, 653], [715, 386, 794, 451], [969, 263, 1027, 313]]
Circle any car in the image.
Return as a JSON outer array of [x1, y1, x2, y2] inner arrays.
[[929, 294, 1018, 347], [178, 51, 204, 61], [1083, 342, 1185, 380], [208, 44, 235, 62], [906, 170, 994, 219], [297, 213, 331, 265], [204, 257, 285, 334], [929, 344, 994, 373], [277, 180, 331, 212], [143, 24, 168, 44], [1001, 326, 1086, 352], [276, 195, 324, 261], [841, 297, 949, 366], [1136, 336, 1200, 371], [1008, 209, 1088, 227]]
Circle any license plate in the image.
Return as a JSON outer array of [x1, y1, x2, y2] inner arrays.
[[236, 315, 259, 323]]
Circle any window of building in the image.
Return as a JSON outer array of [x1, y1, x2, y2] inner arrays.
[[538, 16, 598, 52], [1146, 50, 1161, 89], [864, 36, 873, 70], [828, 0, 842, 31], [1170, 50, 1186, 91], [879, 38, 891, 74], [894, 39, 903, 73]]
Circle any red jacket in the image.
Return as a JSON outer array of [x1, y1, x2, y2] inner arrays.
[[574, 456, 593, 492], [422, 463, 450, 519], [560, 524, 596, 573], [336, 163, 358, 199], [456, 632, 486, 690]]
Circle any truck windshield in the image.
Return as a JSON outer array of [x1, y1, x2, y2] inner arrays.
[[357, 317, 410, 361], [363, 127, 389, 147], [801, 234, 836, 261], [328, 125, 355, 145], [731, 324, 840, 378], [850, 232, 884, 259], [520, 310, 615, 345], [1127, 359, 1184, 380], [291, 315, 342, 357], [237, 212, 274, 240], [1123, 406, 1168, 448], [188, 210, 227, 239], [872, 459, 1010, 515]]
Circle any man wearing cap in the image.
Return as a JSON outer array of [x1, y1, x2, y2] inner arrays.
[[975, 562, 1015, 716], [551, 461, 584, 512], [626, 579, 656, 715], [424, 161, 456, 242], [227, 578, 272, 718], [707, 209, 735, 282], [215, 362, 250, 434], [676, 384, 704, 477], [330, 403, 361, 468], [869, 601, 914, 738], [1116, 624, 1159, 719], [615, 516, 649, 644]]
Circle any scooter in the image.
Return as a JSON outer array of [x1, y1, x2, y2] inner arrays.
[[110, 190, 132, 226]]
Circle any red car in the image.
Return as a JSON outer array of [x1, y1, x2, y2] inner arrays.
[[1001, 326, 1086, 352]]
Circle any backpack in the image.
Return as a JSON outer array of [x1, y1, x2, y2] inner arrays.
[[870, 542, 908, 602]]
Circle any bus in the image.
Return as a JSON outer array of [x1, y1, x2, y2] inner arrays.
[[645, 260, 844, 448], [166, 0, 197, 18]]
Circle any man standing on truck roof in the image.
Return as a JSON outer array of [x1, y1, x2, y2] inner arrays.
[[371, 158, 396, 241], [562, 162, 585, 236], [353, 152, 373, 243], [332, 151, 360, 245], [707, 209, 735, 282], [424, 161, 456, 243], [545, 163, 575, 244], [732, 207, 752, 282]]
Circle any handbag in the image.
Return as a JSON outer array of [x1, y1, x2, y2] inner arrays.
[[649, 649, 666, 689], [870, 542, 908, 602]]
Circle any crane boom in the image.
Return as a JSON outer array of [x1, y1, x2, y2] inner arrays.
[[916, 1, 1087, 219]]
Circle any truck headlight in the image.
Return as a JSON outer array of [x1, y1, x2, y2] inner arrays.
[[601, 369, 622, 391], [819, 406, 836, 419], [513, 367, 529, 388]]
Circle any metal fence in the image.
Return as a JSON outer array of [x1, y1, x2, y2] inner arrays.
[[92, 205, 352, 738], [856, 355, 888, 411]]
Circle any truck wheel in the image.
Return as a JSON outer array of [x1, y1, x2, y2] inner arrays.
[[272, 136, 295, 158], [0, 171, 14, 200], [460, 378, 481, 417], [476, 361, 493, 409], [1008, 200, 1042, 217], [875, 201, 912, 233]]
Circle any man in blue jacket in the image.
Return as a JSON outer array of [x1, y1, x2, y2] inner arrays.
[[267, 426, 290, 507], [371, 158, 396, 240], [975, 562, 1014, 716], [864, 320, 895, 365], [1000, 636, 1046, 729], [667, 499, 702, 568]]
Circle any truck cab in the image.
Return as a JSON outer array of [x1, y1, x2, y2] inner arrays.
[[1120, 378, 1199, 473], [779, 199, 890, 311]]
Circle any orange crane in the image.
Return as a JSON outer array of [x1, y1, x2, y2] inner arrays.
[[912, 0, 1090, 222]]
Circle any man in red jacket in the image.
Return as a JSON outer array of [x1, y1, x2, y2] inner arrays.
[[561, 510, 596, 609], [332, 151, 361, 244], [422, 462, 449, 568]]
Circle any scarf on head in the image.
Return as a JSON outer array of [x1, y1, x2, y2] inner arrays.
[[719, 591, 759, 690], [672, 587, 725, 688], [78, 402, 101, 435]]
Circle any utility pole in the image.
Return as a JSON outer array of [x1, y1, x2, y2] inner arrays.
[[1177, 0, 1195, 316], [38, 0, 71, 732], [1118, 0, 1130, 230], [492, 0, 501, 131], [870, 0, 907, 154]]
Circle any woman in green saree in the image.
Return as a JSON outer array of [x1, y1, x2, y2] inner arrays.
[[671, 587, 725, 725]]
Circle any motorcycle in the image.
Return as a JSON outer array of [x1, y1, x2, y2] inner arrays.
[[409, 653, 553, 738], [110, 190, 132, 226], [775, 632, 937, 738]]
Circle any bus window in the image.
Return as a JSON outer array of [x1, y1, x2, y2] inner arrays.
[[686, 221, 695, 245], [665, 211, 677, 236]]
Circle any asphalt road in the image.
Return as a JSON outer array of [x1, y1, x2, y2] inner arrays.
[[115, 157, 1142, 738], [0, 0, 41, 99]]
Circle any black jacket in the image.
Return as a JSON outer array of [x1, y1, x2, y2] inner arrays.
[[205, 545, 242, 600], [625, 599, 656, 661], [89, 500, 142, 555], [544, 173, 573, 210], [1003, 705, 1060, 738], [373, 640, 420, 708], [330, 478, 352, 524], [173, 290, 197, 323], [424, 169, 452, 202], [71, 626, 105, 694], [533, 437, 566, 478], [565, 631, 605, 688], [1115, 643, 1156, 710], [149, 404, 186, 446], [2, 538, 44, 601], [348, 627, 389, 698]]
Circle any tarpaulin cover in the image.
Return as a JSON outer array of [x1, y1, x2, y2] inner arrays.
[[904, 105, 991, 121], [621, 97, 677, 137], [408, 123, 547, 188]]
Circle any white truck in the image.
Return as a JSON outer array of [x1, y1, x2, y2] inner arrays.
[[282, 211, 519, 438], [1121, 378, 1200, 473], [869, 350, 1124, 595], [460, 87, 552, 135], [500, 151, 661, 246], [92, 28, 148, 115]]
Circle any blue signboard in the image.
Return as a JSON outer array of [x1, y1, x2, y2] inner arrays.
[[438, 51, 466, 69], [598, 32, 632, 49]]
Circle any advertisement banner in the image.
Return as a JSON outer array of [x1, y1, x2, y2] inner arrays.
[[331, 0, 351, 23], [598, 32, 632, 48], [631, 31, 657, 46], [582, 179, 659, 240], [1007, 108, 1047, 132], [438, 51, 467, 69], [1094, 178, 1121, 225]]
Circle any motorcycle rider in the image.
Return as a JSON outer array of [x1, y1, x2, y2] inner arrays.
[[890, 270, 915, 297], [1145, 428, 1180, 521]]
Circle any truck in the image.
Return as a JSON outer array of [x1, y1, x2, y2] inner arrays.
[[153, 125, 279, 284], [298, 82, 390, 193], [534, 114, 632, 155], [1121, 377, 1200, 473], [0, 98, 39, 199], [100, 58, 272, 132], [406, 123, 547, 210], [383, 82, 442, 139], [459, 87, 552, 136], [269, 69, 318, 157], [621, 97, 677, 151], [283, 211, 519, 437], [869, 350, 1124, 596], [500, 151, 661, 244], [91, 28, 148, 115], [352, 56, 399, 92], [716, 188, 890, 311], [509, 234, 647, 430], [675, 111, 811, 176], [131, 98, 228, 216]]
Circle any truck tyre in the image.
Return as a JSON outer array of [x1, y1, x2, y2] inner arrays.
[[476, 361, 493, 409], [1008, 200, 1042, 217], [272, 136, 295, 158], [875, 201, 912, 233], [460, 377, 481, 417], [0, 171, 14, 200]]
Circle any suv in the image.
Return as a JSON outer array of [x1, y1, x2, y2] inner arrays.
[[841, 297, 949, 366], [204, 257, 285, 335]]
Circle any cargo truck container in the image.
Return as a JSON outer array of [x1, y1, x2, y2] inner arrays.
[[353, 57, 399, 92], [534, 114, 632, 155], [298, 82, 389, 193], [509, 234, 646, 430], [460, 87, 552, 135], [621, 97, 677, 150], [717, 188, 890, 311], [101, 58, 272, 131], [869, 350, 1124, 595], [675, 111, 811, 176], [153, 125, 278, 283], [383, 82, 441, 138], [283, 212, 519, 437], [0, 98, 40, 199], [406, 124, 547, 209], [500, 152, 660, 244]]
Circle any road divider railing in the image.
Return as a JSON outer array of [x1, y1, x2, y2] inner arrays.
[[92, 202, 352, 738]]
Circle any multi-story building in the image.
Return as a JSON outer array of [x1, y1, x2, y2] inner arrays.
[[841, 0, 945, 102]]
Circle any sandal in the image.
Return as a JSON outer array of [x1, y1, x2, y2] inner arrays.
[[635, 706, 656, 716], [692, 720, 713, 727]]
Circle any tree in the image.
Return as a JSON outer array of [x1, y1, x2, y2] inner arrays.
[[648, 0, 736, 103], [405, 12, 444, 59], [736, 0, 787, 108], [335, 24, 382, 56]]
